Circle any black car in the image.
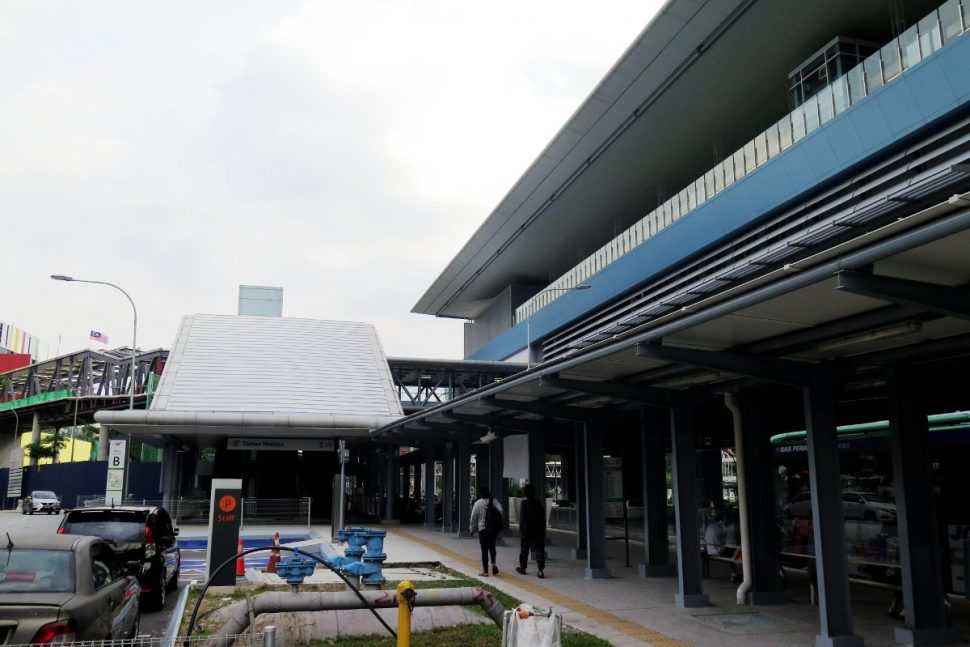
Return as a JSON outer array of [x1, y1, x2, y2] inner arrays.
[[58, 506, 180, 610]]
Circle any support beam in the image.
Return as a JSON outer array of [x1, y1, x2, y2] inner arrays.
[[583, 421, 611, 579], [540, 376, 678, 407], [637, 343, 811, 387], [441, 443, 455, 533], [457, 439, 472, 537], [739, 392, 788, 604], [423, 446, 436, 528], [670, 403, 708, 607], [804, 370, 862, 647], [383, 448, 397, 522], [573, 424, 588, 560], [640, 408, 674, 577], [482, 396, 602, 423], [446, 412, 553, 435], [886, 367, 960, 646], [528, 429, 547, 545], [837, 270, 970, 321], [487, 429, 508, 543]]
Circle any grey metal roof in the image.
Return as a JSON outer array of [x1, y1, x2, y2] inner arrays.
[[412, 0, 943, 320], [96, 315, 402, 439]]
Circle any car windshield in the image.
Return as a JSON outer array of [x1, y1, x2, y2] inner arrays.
[[861, 493, 891, 503], [33, 491, 56, 499], [0, 549, 74, 592], [62, 511, 147, 543]]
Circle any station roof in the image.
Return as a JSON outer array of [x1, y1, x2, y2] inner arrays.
[[97, 314, 402, 444], [414, 0, 941, 320]]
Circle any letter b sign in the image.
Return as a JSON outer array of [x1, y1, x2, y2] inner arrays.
[[111, 455, 122, 467]]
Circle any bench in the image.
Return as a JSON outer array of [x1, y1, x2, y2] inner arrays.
[[701, 543, 741, 579], [779, 551, 901, 605]]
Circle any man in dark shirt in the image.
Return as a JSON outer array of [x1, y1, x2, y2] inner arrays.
[[515, 483, 546, 578]]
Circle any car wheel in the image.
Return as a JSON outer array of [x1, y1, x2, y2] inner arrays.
[[166, 562, 180, 592], [144, 570, 166, 611], [127, 608, 141, 639], [28, 509, 34, 515], [47, 510, 53, 515]]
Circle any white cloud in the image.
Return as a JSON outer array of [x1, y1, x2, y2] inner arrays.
[[0, 0, 661, 360]]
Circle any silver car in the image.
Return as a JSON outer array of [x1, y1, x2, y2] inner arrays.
[[0, 534, 141, 643], [21, 490, 61, 515]]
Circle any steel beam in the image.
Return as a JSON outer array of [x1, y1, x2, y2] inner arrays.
[[482, 396, 602, 423], [637, 343, 811, 387], [671, 403, 708, 608], [583, 421, 611, 579], [384, 448, 397, 521], [640, 407, 675, 577], [540, 376, 679, 407], [423, 446, 436, 528], [457, 438, 472, 537], [804, 369, 862, 647], [886, 367, 960, 646], [837, 271, 970, 321], [572, 424, 588, 560], [442, 442, 455, 533]]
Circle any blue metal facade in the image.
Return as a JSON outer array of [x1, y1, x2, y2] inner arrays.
[[469, 33, 970, 361]]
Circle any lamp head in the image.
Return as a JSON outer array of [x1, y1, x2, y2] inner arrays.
[[50, 275, 74, 281]]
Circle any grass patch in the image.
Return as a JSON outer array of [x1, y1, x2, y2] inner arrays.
[[178, 564, 613, 646], [307, 623, 613, 647]]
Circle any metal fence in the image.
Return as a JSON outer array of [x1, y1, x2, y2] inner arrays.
[[73, 496, 312, 527], [0, 632, 274, 647]]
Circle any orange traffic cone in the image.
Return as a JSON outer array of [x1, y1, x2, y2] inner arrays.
[[266, 532, 281, 574], [236, 538, 245, 576]]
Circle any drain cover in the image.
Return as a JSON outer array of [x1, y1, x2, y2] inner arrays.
[[691, 611, 793, 634]]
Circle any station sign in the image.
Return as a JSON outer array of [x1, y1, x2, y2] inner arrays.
[[227, 437, 335, 451], [105, 439, 127, 505]]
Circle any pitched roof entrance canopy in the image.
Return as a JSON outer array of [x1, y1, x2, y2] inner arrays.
[[97, 314, 403, 444]]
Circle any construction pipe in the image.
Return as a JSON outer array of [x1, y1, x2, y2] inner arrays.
[[211, 587, 506, 643], [724, 393, 751, 605]]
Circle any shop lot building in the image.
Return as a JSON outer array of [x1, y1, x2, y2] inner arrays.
[[373, 0, 970, 645]]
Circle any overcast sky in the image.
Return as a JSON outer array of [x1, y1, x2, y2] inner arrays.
[[1, 1, 662, 360]]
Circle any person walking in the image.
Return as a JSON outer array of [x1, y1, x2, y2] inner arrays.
[[470, 485, 503, 576], [515, 483, 546, 578]]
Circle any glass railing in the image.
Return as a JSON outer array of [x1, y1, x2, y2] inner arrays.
[[515, 0, 969, 326]]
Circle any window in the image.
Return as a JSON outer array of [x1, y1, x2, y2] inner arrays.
[[90, 542, 122, 589], [0, 549, 74, 593]]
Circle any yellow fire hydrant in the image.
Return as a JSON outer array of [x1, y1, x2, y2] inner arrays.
[[396, 580, 417, 647]]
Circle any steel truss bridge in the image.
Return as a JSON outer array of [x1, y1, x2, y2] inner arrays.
[[387, 358, 525, 414], [0, 348, 168, 428]]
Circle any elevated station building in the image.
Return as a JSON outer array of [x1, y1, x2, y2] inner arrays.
[[376, 1, 970, 645]]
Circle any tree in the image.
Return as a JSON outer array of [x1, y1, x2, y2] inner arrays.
[[26, 431, 68, 463]]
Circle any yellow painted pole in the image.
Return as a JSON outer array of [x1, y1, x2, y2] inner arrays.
[[396, 580, 416, 647]]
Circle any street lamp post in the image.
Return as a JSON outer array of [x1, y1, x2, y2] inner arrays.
[[524, 284, 591, 368], [51, 275, 138, 410]]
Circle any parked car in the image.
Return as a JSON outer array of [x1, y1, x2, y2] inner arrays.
[[58, 505, 180, 610], [783, 490, 897, 521], [21, 490, 61, 515], [0, 533, 140, 643]]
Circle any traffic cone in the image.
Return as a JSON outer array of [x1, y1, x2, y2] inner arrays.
[[265, 531, 281, 574], [236, 538, 245, 576]]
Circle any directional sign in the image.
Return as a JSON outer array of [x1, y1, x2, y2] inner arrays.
[[105, 439, 127, 505], [227, 438, 335, 452]]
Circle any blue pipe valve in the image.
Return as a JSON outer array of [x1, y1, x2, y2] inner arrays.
[[276, 556, 316, 586]]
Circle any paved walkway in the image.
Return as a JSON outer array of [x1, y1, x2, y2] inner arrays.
[[175, 523, 969, 646], [371, 524, 970, 647]]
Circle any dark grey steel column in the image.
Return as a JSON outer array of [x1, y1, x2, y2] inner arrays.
[[442, 442, 455, 533], [424, 446, 436, 528], [488, 430, 509, 543], [383, 447, 397, 522], [583, 421, 611, 579], [640, 408, 675, 576], [671, 402, 708, 607], [804, 370, 862, 647], [457, 439, 472, 537], [739, 394, 788, 604], [528, 429, 547, 541], [887, 367, 960, 646], [573, 423, 588, 559]]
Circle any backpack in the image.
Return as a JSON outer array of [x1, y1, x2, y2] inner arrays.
[[483, 497, 503, 534]]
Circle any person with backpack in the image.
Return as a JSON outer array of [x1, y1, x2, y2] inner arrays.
[[515, 483, 546, 578], [470, 485, 504, 576]]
